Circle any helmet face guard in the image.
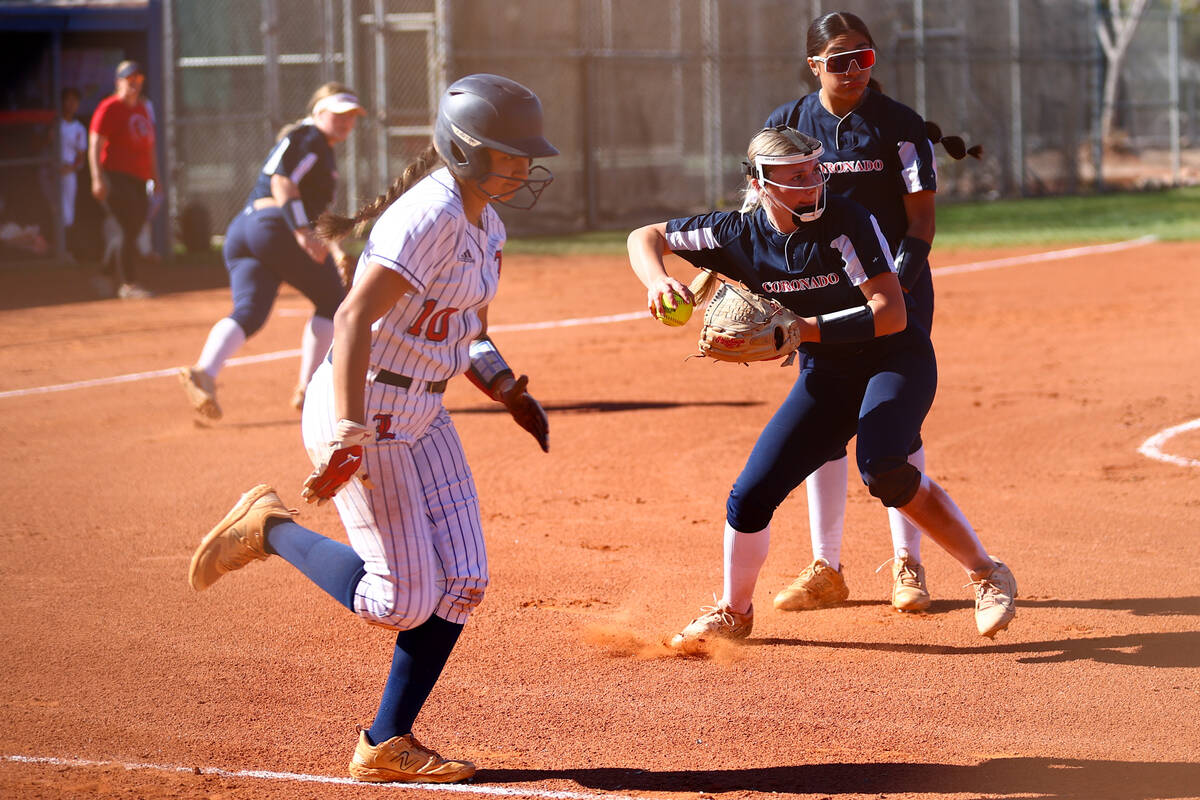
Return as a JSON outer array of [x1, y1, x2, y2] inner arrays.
[[434, 74, 559, 209], [477, 164, 554, 210], [744, 130, 827, 222]]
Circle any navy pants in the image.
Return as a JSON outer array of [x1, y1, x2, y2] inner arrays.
[[825, 267, 934, 462], [222, 206, 345, 336], [727, 331, 938, 532]]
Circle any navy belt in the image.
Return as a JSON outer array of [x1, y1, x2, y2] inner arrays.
[[375, 370, 447, 393]]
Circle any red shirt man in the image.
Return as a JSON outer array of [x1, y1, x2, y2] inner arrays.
[[90, 91, 156, 181], [87, 60, 159, 298]]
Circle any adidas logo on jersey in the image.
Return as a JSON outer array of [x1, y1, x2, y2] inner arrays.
[[459, 249, 475, 263]]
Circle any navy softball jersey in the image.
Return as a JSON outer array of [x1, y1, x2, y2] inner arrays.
[[666, 199, 937, 527], [249, 123, 340, 222], [665, 195, 909, 360], [765, 89, 936, 331], [223, 122, 344, 336]]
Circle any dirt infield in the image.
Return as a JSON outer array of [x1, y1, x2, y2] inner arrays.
[[1, 241, 1198, 800]]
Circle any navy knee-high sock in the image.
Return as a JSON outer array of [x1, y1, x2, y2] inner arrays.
[[367, 615, 464, 745], [264, 519, 365, 612]]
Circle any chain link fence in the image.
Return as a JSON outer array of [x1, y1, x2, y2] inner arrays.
[[164, 0, 1198, 242]]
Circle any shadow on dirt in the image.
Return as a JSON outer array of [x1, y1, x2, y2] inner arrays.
[[914, 596, 1200, 617], [449, 400, 762, 414], [747, 629, 1200, 668], [480, 756, 1200, 799]]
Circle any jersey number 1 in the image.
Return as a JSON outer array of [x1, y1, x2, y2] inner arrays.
[[407, 299, 459, 342]]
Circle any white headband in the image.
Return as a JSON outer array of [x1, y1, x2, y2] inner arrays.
[[312, 92, 364, 116], [752, 144, 824, 178]]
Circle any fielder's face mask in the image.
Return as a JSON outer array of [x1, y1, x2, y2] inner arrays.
[[745, 129, 827, 222]]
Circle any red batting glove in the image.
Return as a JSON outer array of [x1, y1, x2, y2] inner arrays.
[[301, 420, 375, 505]]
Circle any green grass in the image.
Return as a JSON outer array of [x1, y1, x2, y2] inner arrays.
[[934, 186, 1200, 248], [504, 186, 1200, 254]]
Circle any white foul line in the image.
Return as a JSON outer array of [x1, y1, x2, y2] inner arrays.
[[1138, 417, 1200, 468], [930, 234, 1156, 276], [0, 349, 302, 400], [2, 754, 642, 800], [0, 237, 1159, 402]]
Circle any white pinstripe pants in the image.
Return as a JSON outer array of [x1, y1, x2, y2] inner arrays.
[[302, 361, 488, 629]]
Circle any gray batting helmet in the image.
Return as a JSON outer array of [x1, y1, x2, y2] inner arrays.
[[434, 73, 558, 181]]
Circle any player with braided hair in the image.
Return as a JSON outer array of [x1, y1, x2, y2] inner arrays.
[[628, 125, 1015, 654], [179, 82, 364, 420], [764, 11, 981, 615], [187, 74, 556, 782]]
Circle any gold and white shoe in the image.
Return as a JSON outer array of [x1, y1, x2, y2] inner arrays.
[[883, 548, 931, 612], [179, 366, 222, 420], [669, 601, 753, 654], [773, 558, 849, 611], [969, 559, 1017, 637], [188, 485, 294, 591], [348, 728, 476, 783]]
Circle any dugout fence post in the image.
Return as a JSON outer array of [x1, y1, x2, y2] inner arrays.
[[1088, 0, 1105, 191], [162, 0, 176, 255], [1168, 0, 1181, 186], [261, 0, 282, 137], [1008, 0, 1024, 196], [914, 0, 926, 119], [342, 0, 358, 217], [372, 0, 387, 194], [50, 26, 66, 261], [700, 0, 722, 210]]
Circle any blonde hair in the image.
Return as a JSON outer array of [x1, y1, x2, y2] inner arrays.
[[276, 81, 357, 142], [316, 143, 444, 242]]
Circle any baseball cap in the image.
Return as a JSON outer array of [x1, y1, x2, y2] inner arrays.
[[116, 60, 144, 80], [312, 92, 366, 116]]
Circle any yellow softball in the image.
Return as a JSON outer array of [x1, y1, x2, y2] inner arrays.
[[656, 293, 693, 327]]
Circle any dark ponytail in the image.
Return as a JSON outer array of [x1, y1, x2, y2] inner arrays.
[[925, 120, 983, 161], [316, 143, 443, 242]]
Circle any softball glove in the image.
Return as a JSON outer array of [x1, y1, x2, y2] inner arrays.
[[697, 282, 804, 365]]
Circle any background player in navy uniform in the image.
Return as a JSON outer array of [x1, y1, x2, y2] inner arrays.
[[763, 11, 963, 615], [179, 82, 364, 420], [186, 74, 555, 783], [627, 125, 1015, 652]]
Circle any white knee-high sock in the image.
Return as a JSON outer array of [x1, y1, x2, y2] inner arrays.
[[806, 456, 848, 569], [196, 317, 247, 378], [888, 445, 926, 561], [721, 522, 770, 614], [299, 314, 335, 387]]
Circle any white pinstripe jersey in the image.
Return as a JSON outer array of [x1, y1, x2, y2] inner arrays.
[[358, 167, 505, 382]]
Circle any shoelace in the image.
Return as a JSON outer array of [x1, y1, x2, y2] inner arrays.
[[963, 576, 1005, 608], [697, 605, 736, 625], [800, 559, 832, 580], [875, 555, 922, 587], [695, 594, 745, 626]]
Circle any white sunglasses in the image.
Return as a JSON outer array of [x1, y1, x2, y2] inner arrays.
[[811, 47, 876, 74]]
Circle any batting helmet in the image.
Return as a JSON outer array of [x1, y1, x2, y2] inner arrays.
[[434, 74, 558, 181]]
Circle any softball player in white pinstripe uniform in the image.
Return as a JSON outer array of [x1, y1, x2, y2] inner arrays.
[[187, 74, 556, 784]]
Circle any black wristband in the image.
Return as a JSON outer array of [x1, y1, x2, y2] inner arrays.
[[816, 305, 876, 344], [895, 236, 931, 291]]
